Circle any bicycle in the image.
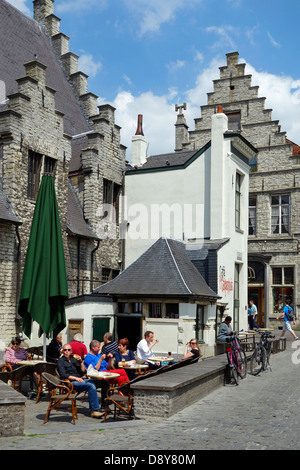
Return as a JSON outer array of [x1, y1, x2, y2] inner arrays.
[[225, 331, 247, 385], [250, 330, 275, 375]]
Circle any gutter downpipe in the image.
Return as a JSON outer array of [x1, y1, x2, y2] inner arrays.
[[90, 239, 100, 292]]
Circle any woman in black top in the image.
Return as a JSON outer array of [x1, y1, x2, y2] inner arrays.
[[183, 338, 202, 360]]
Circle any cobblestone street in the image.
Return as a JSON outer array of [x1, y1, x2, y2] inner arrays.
[[1, 338, 299, 452]]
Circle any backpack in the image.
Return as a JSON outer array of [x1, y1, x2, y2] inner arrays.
[[286, 306, 294, 321]]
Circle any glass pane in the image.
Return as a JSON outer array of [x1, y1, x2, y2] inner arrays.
[[281, 195, 290, 205], [272, 267, 282, 284], [284, 267, 294, 285], [249, 197, 256, 207], [271, 196, 279, 205]]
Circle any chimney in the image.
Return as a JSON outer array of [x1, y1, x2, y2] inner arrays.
[[33, 0, 54, 23], [131, 115, 147, 167], [174, 103, 188, 151], [210, 107, 228, 239]]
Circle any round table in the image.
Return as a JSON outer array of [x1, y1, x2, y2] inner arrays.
[[87, 371, 120, 380], [119, 363, 149, 376]]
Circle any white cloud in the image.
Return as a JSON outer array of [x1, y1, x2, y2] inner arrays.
[[267, 32, 280, 48], [166, 59, 185, 73], [78, 54, 102, 78], [204, 25, 238, 50], [6, 0, 31, 15], [245, 61, 300, 142], [112, 56, 300, 161], [123, 0, 202, 36]]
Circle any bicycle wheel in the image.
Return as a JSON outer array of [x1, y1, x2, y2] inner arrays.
[[236, 347, 247, 378], [230, 363, 239, 385], [250, 345, 266, 375], [263, 341, 272, 370]]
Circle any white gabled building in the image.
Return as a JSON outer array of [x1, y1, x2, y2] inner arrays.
[[120, 108, 257, 353]]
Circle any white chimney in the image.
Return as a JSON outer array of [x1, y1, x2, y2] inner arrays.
[[131, 115, 147, 167], [210, 106, 228, 239]]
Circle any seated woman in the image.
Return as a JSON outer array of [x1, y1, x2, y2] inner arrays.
[[115, 338, 136, 380], [183, 338, 202, 360], [5, 337, 28, 369], [217, 316, 233, 342]]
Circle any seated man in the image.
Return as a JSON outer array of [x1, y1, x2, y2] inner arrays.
[[84, 340, 129, 387], [100, 332, 118, 356], [136, 331, 160, 368], [217, 316, 234, 342], [57, 344, 108, 418]]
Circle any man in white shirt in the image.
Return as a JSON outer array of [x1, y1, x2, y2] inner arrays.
[[136, 331, 158, 362]]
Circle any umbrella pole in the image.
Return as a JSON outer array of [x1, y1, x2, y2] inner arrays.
[[43, 334, 47, 361]]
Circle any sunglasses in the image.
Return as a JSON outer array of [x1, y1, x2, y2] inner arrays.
[[63, 348, 71, 351], [190, 342, 197, 344], [12, 343, 19, 346]]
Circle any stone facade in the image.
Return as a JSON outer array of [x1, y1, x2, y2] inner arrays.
[[176, 51, 300, 328], [0, 0, 125, 345]]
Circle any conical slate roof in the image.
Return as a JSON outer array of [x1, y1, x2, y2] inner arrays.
[[93, 237, 219, 300]]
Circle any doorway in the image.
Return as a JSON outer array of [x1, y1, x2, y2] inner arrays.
[[248, 287, 265, 327], [115, 315, 142, 351], [92, 317, 110, 343]]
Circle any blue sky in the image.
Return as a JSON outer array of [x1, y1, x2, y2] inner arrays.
[[8, 0, 300, 157]]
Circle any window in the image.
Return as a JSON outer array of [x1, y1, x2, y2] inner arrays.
[[227, 112, 241, 131], [272, 267, 294, 285], [233, 263, 240, 331], [235, 173, 242, 229], [103, 178, 121, 222], [28, 150, 42, 199], [102, 267, 119, 283], [28, 151, 56, 200], [271, 195, 290, 234], [149, 303, 162, 318], [248, 196, 257, 236], [272, 267, 294, 314], [44, 156, 56, 175]]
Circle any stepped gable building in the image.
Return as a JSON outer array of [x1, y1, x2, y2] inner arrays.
[[175, 51, 300, 328], [0, 0, 125, 344]]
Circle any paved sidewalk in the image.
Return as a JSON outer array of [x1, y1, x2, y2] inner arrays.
[[1, 331, 299, 450]]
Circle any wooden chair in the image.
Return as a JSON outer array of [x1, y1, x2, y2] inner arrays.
[[0, 370, 11, 384], [1, 363, 13, 372], [42, 372, 78, 425], [10, 365, 29, 392], [104, 381, 134, 423], [34, 362, 57, 403]]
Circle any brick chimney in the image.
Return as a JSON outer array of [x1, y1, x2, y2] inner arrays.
[[33, 0, 54, 23]]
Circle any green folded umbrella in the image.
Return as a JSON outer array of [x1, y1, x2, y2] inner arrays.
[[18, 175, 68, 338]]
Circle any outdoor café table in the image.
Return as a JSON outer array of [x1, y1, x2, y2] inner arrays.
[[147, 356, 174, 365], [87, 370, 120, 381], [18, 360, 47, 391], [119, 363, 149, 376]]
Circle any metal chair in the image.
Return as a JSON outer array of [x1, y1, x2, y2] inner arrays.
[[34, 362, 57, 403], [42, 372, 78, 425]]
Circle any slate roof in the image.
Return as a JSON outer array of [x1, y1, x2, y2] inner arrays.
[[92, 237, 219, 300], [0, 187, 21, 225], [0, 0, 90, 137], [67, 182, 99, 240], [126, 148, 203, 172]]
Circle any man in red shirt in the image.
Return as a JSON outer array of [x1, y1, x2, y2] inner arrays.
[[69, 333, 88, 359]]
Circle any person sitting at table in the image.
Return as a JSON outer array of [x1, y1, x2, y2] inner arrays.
[[115, 338, 136, 380], [69, 333, 88, 360], [217, 316, 234, 342], [84, 340, 129, 387], [136, 331, 160, 368], [5, 337, 28, 369], [100, 332, 119, 356], [183, 338, 202, 360], [46, 333, 63, 362], [57, 343, 108, 418]]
